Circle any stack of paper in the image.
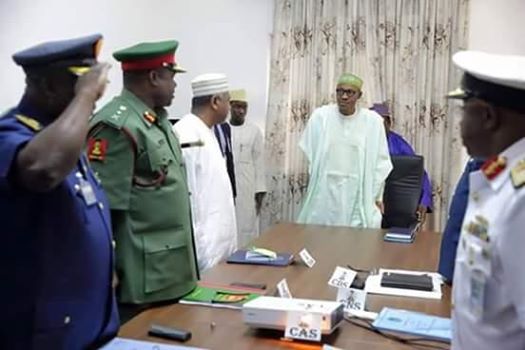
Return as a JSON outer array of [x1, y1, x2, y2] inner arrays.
[[372, 307, 451, 342], [383, 226, 416, 243]]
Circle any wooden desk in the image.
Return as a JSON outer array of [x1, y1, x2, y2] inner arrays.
[[120, 223, 450, 349]]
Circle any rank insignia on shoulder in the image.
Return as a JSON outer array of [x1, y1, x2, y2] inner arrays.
[[15, 114, 41, 131], [511, 159, 525, 189], [87, 138, 108, 161], [481, 156, 507, 180], [143, 111, 156, 124]]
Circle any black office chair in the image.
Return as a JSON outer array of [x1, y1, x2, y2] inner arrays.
[[382, 155, 424, 229]]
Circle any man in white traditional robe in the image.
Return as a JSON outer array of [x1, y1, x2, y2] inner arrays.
[[173, 73, 237, 271], [229, 89, 267, 247], [297, 73, 393, 228]]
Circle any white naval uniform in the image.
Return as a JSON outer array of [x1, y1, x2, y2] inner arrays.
[[452, 137, 525, 350]]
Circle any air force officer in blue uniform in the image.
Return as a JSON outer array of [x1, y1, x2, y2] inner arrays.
[[0, 34, 119, 349]]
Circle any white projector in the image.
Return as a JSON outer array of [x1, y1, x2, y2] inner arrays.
[[242, 296, 345, 334]]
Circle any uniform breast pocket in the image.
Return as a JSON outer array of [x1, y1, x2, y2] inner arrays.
[[134, 140, 173, 188], [148, 140, 174, 170], [143, 230, 192, 294], [467, 238, 492, 276]]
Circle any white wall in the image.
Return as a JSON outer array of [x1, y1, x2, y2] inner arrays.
[[3, 1, 524, 139], [0, 0, 274, 129], [468, 0, 525, 55]]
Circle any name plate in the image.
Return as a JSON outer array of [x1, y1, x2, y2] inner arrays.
[[328, 266, 357, 290], [285, 312, 322, 342], [336, 287, 367, 311], [277, 278, 292, 298], [299, 248, 316, 268]]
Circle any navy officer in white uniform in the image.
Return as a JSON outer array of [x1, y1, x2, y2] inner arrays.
[[448, 51, 525, 350]]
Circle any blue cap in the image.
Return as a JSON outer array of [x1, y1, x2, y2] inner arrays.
[[12, 34, 103, 71]]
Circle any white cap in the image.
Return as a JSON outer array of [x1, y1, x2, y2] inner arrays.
[[447, 51, 525, 110], [191, 73, 229, 98], [452, 51, 525, 91]]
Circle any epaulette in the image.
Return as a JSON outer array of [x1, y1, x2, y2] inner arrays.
[[91, 97, 132, 130], [15, 114, 41, 131], [511, 159, 525, 189], [481, 156, 506, 180]]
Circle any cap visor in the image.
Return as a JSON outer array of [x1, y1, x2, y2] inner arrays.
[[161, 62, 186, 73], [68, 66, 92, 76], [446, 87, 468, 99], [172, 63, 186, 73]]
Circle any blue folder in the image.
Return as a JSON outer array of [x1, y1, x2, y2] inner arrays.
[[372, 307, 452, 342], [383, 225, 417, 243], [226, 249, 294, 266]]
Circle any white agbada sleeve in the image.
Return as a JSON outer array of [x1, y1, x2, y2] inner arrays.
[[253, 126, 267, 193], [299, 108, 323, 173], [359, 110, 393, 228], [173, 122, 208, 269]]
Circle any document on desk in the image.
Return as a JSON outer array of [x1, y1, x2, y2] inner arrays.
[[364, 269, 442, 300], [100, 337, 207, 350], [179, 282, 263, 310], [372, 307, 452, 342], [227, 249, 294, 266]]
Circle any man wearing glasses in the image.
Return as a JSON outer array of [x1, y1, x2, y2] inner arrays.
[[297, 73, 392, 228]]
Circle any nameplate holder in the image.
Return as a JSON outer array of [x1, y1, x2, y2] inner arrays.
[[299, 248, 316, 268], [285, 311, 322, 342], [277, 278, 292, 298]]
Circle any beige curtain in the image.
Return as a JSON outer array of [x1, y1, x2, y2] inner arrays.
[[261, 0, 470, 232]]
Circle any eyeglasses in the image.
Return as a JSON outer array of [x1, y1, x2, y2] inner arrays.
[[336, 88, 358, 97]]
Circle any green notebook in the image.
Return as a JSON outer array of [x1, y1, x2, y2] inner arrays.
[[180, 283, 262, 310]]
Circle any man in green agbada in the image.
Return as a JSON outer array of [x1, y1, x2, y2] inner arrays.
[[87, 40, 198, 322]]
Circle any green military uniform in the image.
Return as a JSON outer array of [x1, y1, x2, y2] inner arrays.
[[87, 41, 197, 304]]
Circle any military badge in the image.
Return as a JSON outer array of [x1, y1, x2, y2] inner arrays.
[[481, 156, 506, 180], [87, 138, 108, 161], [464, 215, 490, 242], [143, 111, 156, 124]]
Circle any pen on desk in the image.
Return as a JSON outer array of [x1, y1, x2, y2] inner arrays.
[[230, 282, 267, 290]]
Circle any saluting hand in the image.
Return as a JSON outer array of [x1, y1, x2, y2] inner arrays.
[[75, 62, 111, 101]]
